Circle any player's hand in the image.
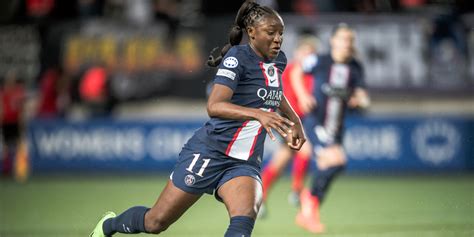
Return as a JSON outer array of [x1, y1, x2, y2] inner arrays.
[[255, 110, 295, 141], [298, 93, 317, 114], [348, 88, 370, 109], [348, 95, 370, 109], [286, 122, 306, 150]]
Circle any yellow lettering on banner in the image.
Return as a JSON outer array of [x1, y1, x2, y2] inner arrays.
[[142, 39, 159, 69], [64, 37, 81, 71], [177, 36, 200, 71], [83, 38, 97, 61], [100, 37, 117, 68], [64, 35, 201, 72], [65, 37, 119, 70], [125, 38, 139, 70]]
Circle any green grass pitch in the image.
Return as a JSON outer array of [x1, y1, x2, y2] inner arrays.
[[1, 174, 473, 237]]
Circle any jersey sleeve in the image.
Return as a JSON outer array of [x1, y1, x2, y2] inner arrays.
[[213, 46, 244, 91], [278, 50, 288, 71], [302, 54, 318, 75], [351, 60, 366, 88]]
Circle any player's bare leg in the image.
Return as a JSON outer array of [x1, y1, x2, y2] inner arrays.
[[91, 180, 201, 236], [218, 176, 262, 237], [317, 145, 347, 169], [144, 181, 202, 233]]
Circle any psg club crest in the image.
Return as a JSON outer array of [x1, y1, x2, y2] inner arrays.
[[260, 62, 279, 87], [184, 174, 196, 186], [267, 66, 275, 76]]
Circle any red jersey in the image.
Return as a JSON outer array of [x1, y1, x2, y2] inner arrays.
[[37, 69, 60, 117], [281, 61, 314, 117], [1, 85, 25, 124]]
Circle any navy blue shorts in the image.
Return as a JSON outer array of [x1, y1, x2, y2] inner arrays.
[[171, 136, 262, 201], [303, 116, 343, 155]]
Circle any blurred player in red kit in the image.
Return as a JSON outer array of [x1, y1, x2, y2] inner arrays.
[[1, 69, 26, 177]]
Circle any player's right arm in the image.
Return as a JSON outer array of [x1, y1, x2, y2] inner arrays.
[[347, 61, 370, 109]]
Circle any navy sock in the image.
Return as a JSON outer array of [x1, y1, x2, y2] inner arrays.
[[103, 206, 150, 235], [310, 165, 345, 203], [224, 216, 255, 237]]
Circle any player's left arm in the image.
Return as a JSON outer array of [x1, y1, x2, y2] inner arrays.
[[348, 87, 370, 109], [278, 95, 306, 150], [347, 61, 370, 109]]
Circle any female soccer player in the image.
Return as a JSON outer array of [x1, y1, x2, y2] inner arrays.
[[295, 23, 370, 233], [90, 1, 306, 237]]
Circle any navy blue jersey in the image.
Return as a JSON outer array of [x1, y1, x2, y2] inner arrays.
[[194, 44, 287, 166], [302, 54, 365, 145]]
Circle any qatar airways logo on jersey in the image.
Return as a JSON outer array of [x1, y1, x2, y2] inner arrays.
[[257, 88, 282, 107]]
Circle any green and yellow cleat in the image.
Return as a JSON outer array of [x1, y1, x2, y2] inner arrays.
[[90, 211, 116, 237]]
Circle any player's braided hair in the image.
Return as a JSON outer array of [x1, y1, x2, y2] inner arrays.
[[207, 0, 279, 67]]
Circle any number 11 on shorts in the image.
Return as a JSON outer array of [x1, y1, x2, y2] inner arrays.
[[186, 154, 210, 177]]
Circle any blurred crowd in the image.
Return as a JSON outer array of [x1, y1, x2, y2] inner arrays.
[[1, 0, 473, 22], [0, 0, 470, 109], [0, 1, 472, 118], [1, 0, 473, 177]]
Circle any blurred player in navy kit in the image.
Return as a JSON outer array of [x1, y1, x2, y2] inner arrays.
[[90, 1, 306, 237], [295, 23, 370, 233]]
